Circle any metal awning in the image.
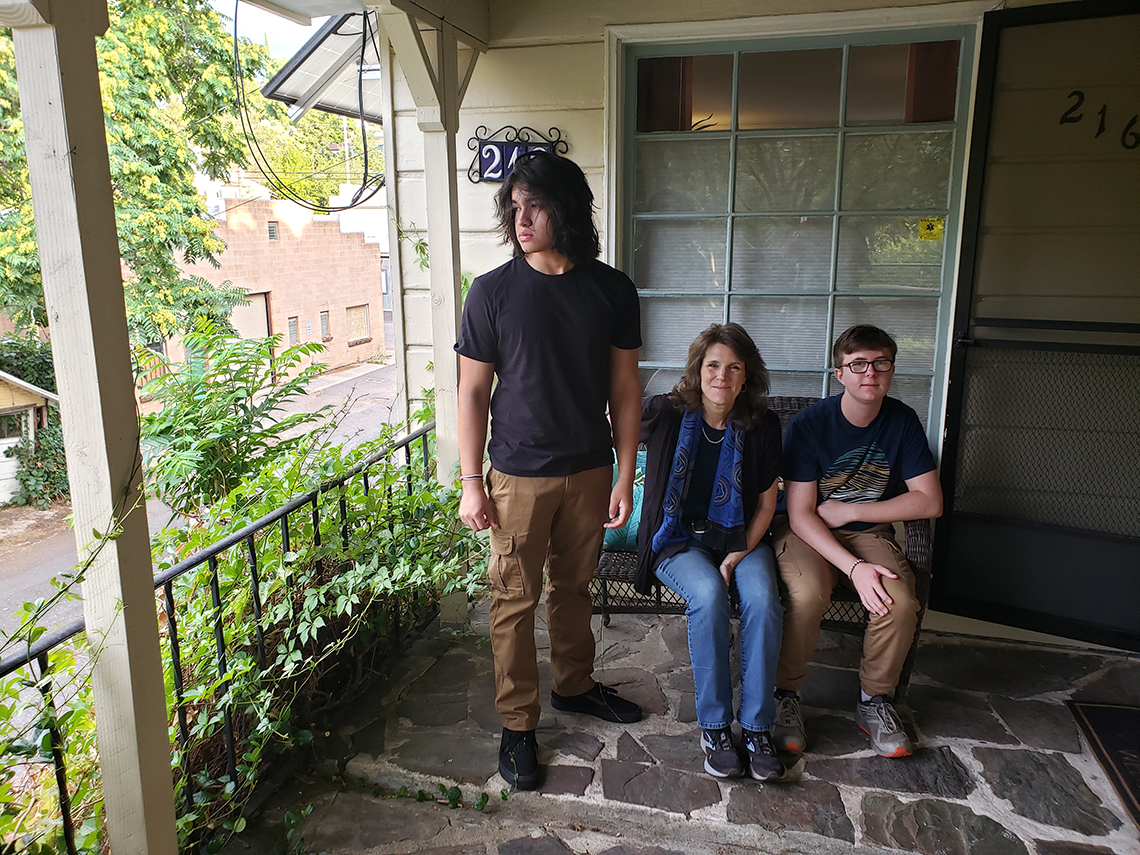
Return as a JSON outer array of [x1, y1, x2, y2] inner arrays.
[[261, 13, 385, 124]]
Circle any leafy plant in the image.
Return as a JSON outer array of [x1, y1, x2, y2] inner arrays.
[[4, 411, 68, 508], [138, 320, 328, 519], [1, 424, 488, 853], [0, 334, 67, 507]]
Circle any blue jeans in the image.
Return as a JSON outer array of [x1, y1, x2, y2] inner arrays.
[[655, 541, 783, 732]]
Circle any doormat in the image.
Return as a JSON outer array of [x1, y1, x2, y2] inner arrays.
[[1066, 700, 1140, 829]]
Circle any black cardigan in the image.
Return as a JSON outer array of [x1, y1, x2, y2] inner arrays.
[[635, 395, 782, 595]]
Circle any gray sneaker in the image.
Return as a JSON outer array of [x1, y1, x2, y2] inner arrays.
[[700, 727, 743, 778], [771, 694, 806, 754], [855, 696, 913, 758]]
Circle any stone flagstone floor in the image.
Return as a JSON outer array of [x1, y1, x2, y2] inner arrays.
[[224, 598, 1140, 855]]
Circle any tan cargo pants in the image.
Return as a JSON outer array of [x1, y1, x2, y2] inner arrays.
[[773, 520, 919, 698], [486, 465, 611, 731]]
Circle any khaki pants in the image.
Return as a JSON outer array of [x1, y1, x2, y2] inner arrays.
[[486, 466, 611, 731], [773, 520, 919, 698]]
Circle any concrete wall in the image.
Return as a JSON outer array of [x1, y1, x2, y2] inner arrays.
[[180, 198, 386, 371]]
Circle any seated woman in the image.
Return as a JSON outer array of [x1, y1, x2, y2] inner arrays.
[[636, 323, 784, 781]]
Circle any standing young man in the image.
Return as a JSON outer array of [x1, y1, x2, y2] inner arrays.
[[455, 152, 643, 790], [772, 325, 943, 758]]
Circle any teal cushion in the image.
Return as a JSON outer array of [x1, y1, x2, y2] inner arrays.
[[603, 449, 646, 552]]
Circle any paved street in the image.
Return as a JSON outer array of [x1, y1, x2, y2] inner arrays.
[[0, 361, 401, 638]]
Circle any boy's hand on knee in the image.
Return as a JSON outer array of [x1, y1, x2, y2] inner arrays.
[[851, 562, 896, 617]]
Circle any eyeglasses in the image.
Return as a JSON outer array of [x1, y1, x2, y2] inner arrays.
[[840, 359, 895, 374]]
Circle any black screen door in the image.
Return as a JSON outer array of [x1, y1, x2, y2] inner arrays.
[[933, 1, 1140, 651]]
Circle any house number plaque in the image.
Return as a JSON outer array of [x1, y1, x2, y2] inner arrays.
[[467, 125, 569, 183]]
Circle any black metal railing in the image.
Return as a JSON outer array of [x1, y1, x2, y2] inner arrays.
[[0, 421, 439, 854]]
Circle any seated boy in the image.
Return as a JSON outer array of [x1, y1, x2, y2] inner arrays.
[[771, 325, 943, 758]]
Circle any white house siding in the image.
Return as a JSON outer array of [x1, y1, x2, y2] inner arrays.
[[382, 0, 994, 416], [0, 436, 19, 503]]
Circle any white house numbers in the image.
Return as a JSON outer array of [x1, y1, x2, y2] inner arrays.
[[466, 126, 569, 183], [478, 142, 550, 181], [1060, 90, 1140, 150]]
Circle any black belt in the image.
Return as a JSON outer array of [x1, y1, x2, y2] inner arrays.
[[687, 519, 709, 534]]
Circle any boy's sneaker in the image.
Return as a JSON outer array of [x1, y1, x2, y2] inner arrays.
[[771, 693, 806, 754], [499, 728, 541, 790], [855, 696, 913, 758], [700, 727, 743, 778], [742, 728, 785, 782]]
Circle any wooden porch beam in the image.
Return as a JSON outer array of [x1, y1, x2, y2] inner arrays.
[[377, 8, 481, 481], [9, 1, 176, 852], [373, 0, 487, 52]]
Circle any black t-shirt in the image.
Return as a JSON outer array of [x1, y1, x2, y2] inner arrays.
[[681, 422, 725, 520], [455, 256, 641, 477]]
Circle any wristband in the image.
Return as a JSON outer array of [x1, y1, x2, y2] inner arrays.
[[460, 474, 483, 482], [849, 558, 864, 576]]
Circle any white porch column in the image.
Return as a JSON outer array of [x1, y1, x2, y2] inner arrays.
[[6, 1, 177, 852], [377, 4, 483, 482]]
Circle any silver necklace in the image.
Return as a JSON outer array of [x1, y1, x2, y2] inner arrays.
[[701, 424, 724, 444]]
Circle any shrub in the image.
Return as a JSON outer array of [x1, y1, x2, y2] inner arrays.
[[4, 411, 68, 509], [1, 428, 487, 853], [138, 320, 328, 520]]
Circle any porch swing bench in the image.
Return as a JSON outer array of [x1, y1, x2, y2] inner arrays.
[[590, 395, 934, 699]]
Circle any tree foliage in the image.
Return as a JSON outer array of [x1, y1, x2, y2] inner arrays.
[[0, 332, 55, 392], [0, 0, 267, 338]]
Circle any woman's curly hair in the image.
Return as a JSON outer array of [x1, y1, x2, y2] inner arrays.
[[668, 323, 770, 429]]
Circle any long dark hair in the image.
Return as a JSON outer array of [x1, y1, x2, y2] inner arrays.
[[668, 323, 770, 429], [493, 151, 601, 264]]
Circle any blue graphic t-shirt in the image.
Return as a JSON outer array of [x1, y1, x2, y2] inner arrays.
[[782, 394, 935, 531]]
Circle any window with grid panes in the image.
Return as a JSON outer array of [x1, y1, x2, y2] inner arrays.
[[626, 34, 969, 431]]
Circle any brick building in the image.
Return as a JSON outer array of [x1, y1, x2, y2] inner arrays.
[[179, 195, 388, 370]]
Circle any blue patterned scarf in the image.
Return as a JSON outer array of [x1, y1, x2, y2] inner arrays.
[[651, 409, 746, 554]]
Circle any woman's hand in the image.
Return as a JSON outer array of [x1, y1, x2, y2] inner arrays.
[[718, 550, 748, 586]]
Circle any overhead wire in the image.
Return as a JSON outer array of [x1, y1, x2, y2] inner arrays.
[[230, 3, 385, 213], [217, 144, 379, 216]]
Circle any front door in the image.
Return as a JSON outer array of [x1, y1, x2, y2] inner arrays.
[[933, 1, 1140, 651]]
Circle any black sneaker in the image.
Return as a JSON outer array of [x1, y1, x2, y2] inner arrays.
[[499, 728, 540, 790], [742, 728, 785, 782], [700, 727, 743, 778], [550, 683, 642, 723]]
